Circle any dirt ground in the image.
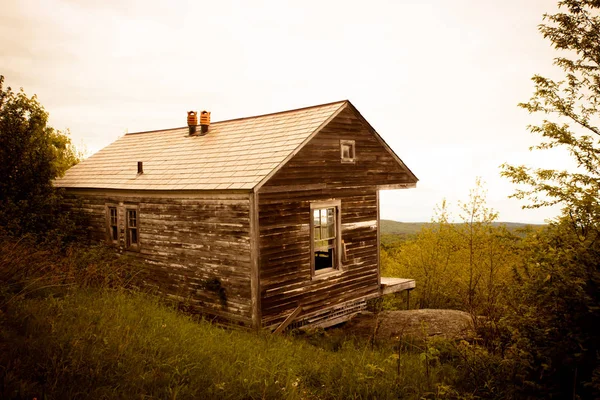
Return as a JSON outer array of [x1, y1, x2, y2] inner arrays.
[[333, 309, 476, 341]]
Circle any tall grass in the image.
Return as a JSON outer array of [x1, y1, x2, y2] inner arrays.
[[0, 233, 473, 399], [1, 289, 459, 399], [0, 231, 144, 306]]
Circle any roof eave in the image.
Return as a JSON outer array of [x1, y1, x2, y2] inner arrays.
[[57, 187, 254, 195]]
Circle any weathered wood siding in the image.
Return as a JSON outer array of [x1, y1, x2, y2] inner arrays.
[[258, 106, 416, 327], [263, 106, 414, 190], [63, 190, 253, 326], [258, 188, 379, 327]]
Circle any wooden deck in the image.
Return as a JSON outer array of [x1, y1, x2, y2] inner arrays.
[[380, 277, 416, 295]]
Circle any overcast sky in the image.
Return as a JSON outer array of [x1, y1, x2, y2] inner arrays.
[[1, 0, 571, 223]]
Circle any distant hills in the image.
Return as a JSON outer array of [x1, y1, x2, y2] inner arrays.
[[380, 219, 544, 236]]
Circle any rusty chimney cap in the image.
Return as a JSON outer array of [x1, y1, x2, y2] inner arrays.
[[187, 111, 198, 135], [200, 110, 211, 135], [187, 111, 198, 126], [200, 111, 210, 124]]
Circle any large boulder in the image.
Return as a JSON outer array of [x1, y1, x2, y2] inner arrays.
[[343, 309, 476, 341]]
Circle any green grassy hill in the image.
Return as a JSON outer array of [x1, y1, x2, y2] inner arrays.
[[381, 219, 543, 236], [380, 220, 545, 246], [0, 234, 476, 399], [1, 289, 447, 399], [380, 220, 426, 236]]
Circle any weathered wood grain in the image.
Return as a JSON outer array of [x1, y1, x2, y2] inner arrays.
[[63, 190, 254, 326], [257, 106, 415, 327]]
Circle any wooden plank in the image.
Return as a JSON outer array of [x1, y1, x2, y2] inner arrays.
[[376, 190, 381, 294], [380, 277, 416, 295], [250, 191, 261, 329], [66, 188, 252, 199], [272, 306, 303, 334], [377, 183, 417, 190], [259, 183, 327, 194]]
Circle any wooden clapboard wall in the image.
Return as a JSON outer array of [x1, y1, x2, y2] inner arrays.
[[257, 105, 416, 327], [62, 190, 253, 326]]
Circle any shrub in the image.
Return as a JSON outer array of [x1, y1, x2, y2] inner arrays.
[[0, 232, 145, 306]]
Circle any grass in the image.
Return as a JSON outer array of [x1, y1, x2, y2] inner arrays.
[[0, 289, 460, 399], [0, 233, 477, 399]]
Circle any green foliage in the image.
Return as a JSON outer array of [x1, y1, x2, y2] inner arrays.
[[0, 233, 146, 306], [438, 340, 518, 399], [0, 232, 477, 399], [383, 179, 520, 321], [0, 75, 81, 238], [501, 0, 600, 230], [383, 210, 464, 310], [496, 219, 600, 398], [0, 289, 466, 400], [498, 1, 600, 397]]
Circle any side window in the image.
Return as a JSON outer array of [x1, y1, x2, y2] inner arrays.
[[126, 208, 139, 250], [340, 140, 355, 163], [106, 205, 119, 244], [310, 200, 341, 276]]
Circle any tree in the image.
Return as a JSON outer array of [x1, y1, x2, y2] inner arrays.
[[382, 180, 518, 315], [382, 199, 463, 310], [456, 178, 500, 315], [501, 0, 600, 239], [500, 1, 600, 397], [0, 75, 80, 237]]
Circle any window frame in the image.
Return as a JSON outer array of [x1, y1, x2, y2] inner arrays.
[[125, 206, 140, 251], [340, 139, 356, 164], [105, 204, 119, 244], [310, 199, 342, 277]]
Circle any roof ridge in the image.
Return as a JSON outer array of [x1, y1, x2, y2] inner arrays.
[[125, 99, 348, 136]]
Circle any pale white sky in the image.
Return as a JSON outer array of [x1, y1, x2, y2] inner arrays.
[[1, 0, 571, 223]]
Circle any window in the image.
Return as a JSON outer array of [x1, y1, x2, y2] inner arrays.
[[340, 140, 355, 163], [108, 206, 118, 242], [105, 205, 119, 244], [126, 208, 139, 250], [105, 204, 140, 250], [310, 200, 341, 275]]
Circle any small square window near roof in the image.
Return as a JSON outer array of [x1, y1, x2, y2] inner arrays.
[[340, 140, 355, 163]]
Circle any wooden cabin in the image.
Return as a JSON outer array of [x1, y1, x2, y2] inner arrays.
[[55, 100, 418, 330]]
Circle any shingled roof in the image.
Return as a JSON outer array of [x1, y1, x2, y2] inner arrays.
[[55, 100, 414, 191]]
